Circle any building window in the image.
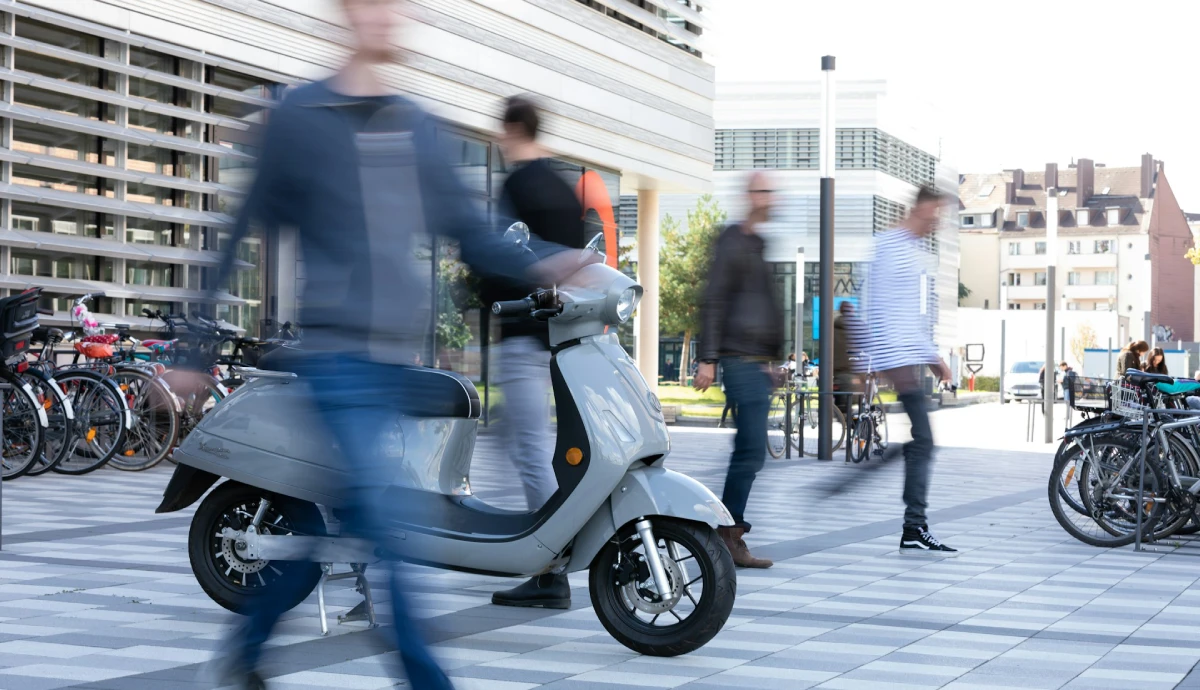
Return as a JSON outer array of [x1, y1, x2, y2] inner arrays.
[[1095, 270, 1117, 285], [12, 216, 37, 232], [961, 215, 976, 228], [1035, 271, 1047, 286], [1009, 242, 1021, 256], [1095, 240, 1114, 254], [1035, 241, 1046, 255], [1068, 271, 1082, 286], [1107, 208, 1122, 225], [1007, 303, 1021, 310], [1033, 302, 1047, 310], [1006, 272, 1021, 286], [1067, 302, 1080, 311], [979, 212, 994, 228], [1067, 240, 1081, 255], [1077, 209, 1089, 226], [1016, 212, 1029, 228], [714, 128, 937, 186], [1095, 302, 1111, 311]]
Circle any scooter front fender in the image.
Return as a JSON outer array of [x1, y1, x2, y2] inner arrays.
[[567, 466, 734, 572]]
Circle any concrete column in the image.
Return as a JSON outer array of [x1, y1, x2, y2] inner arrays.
[[1, 12, 14, 280], [111, 41, 129, 318], [636, 189, 660, 387]]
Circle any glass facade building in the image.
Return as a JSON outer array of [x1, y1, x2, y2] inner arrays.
[[0, 4, 286, 333]]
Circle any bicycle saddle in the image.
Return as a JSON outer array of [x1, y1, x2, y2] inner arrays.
[[1187, 396, 1200, 411], [1126, 370, 1173, 385]]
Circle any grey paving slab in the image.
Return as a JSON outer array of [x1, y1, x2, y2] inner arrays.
[[6, 412, 1200, 688]]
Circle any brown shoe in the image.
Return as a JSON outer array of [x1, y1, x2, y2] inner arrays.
[[718, 526, 774, 568]]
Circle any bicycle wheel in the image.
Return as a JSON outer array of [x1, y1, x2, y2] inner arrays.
[[165, 373, 226, 462], [849, 415, 872, 463], [1, 369, 46, 480], [1062, 435, 1167, 546], [871, 396, 889, 456], [798, 397, 846, 458], [108, 369, 179, 471], [20, 370, 73, 476], [766, 393, 787, 459], [52, 371, 128, 475]]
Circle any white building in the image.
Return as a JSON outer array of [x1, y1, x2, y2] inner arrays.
[[654, 79, 958, 362], [0, 0, 714, 384]]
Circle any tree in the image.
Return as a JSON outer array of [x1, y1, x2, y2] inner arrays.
[[1187, 236, 1200, 266], [1070, 323, 1097, 367], [958, 281, 972, 306], [659, 194, 726, 385], [436, 253, 481, 354]]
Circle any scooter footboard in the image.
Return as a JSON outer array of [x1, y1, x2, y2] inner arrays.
[[566, 466, 734, 572]]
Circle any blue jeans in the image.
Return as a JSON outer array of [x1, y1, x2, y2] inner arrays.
[[719, 358, 771, 531], [236, 354, 453, 690], [897, 389, 934, 528]]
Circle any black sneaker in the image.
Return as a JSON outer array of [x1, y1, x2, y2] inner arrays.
[[900, 526, 958, 557]]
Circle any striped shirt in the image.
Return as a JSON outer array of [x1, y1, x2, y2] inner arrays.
[[858, 227, 939, 372]]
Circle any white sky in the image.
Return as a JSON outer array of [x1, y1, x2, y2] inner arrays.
[[706, 0, 1200, 209]]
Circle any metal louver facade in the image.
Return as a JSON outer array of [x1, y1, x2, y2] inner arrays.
[[0, 0, 284, 332]]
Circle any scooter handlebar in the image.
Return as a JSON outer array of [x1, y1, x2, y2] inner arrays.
[[492, 298, 533, 316]]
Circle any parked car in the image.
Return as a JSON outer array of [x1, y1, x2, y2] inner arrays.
[[1005, 360, 1045, 401]]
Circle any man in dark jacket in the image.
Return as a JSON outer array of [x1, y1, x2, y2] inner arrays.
[[211, 2, 579, 687], [489, 96, 586, 610], [833, 300, 862, 416], [693, 171, 782, 569]]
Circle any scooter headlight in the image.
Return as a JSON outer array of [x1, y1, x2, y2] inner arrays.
[[615, 287, 640, 323]]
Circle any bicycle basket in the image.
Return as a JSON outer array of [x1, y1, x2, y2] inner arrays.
[[1110, 381, 1146, 421], [0, 287, 41, 363], [1067, 376, 1110, 411]]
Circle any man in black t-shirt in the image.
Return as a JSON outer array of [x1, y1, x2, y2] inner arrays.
[[490, 96, 587, 610]]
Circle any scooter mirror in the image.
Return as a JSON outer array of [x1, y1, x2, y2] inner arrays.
[[503, 221, 530, 247], [582, 232, 607, 265]]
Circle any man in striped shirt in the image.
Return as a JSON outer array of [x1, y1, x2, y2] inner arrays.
[[861, 185, 957, 556]]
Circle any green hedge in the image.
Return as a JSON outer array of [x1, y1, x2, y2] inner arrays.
[[969, 376, 999, 392]]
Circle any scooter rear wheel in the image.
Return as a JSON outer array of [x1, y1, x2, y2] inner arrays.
[[190, 481, 325, 615], [589, 518, 735, 657]]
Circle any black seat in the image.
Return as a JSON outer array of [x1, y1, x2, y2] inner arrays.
[[1126, 369, 1173, 385], [257, 346, 480, 419]]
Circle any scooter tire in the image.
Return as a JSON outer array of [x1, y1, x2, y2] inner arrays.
[[589, 519, 735, 657], [189, 481, 326, 615]]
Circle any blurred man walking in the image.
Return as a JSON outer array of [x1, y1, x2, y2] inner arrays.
[[490, 95, 586, 610], [694, 172, 782, 569], [211, 1, 577, 687], [860, 185, 957, 556]]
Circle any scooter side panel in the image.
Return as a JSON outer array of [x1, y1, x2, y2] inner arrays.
[[531, 333, 671, 555]]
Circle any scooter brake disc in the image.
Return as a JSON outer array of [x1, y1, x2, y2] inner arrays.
[[623, 555, 683, 614], [221, 533, 268, 575]]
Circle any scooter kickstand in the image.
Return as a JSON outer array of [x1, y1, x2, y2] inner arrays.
[[337, 564, 378, 629]]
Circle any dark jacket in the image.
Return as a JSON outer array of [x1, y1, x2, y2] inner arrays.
[[491, 158, 586, 346], [698, 224, 784, 362], [833, 312, 859, 378], [1116, 350, 1141, 377], [217, 80, 545, 363]]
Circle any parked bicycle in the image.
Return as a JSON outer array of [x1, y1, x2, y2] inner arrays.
[[766, 371, 846, 459], [847, 352, 889, 463]]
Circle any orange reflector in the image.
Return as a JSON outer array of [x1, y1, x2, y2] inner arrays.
[[120, 384, 129, 391], [1064, 466, 1076, 487], [566, 447, 583, 466], [124, 449, 135, 456], [43, 398, 52, 410], [86, 428, 97, 443]]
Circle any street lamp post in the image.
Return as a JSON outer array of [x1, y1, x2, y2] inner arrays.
[[1044, 191, 1058, 443], [818, 55, 836, 461]]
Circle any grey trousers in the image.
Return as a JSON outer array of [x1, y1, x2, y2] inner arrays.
[[495, 336, 558, 511]]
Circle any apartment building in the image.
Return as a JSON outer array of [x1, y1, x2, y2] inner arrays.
[[958, 155, 1195, 342]]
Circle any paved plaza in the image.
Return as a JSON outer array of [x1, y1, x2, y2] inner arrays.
[[2, 403, 1200, 689]]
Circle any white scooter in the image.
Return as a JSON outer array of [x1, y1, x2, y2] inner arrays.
[[156, 236, 737, 657]]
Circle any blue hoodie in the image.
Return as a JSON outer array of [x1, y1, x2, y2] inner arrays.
[[218, 79, 540, 363]]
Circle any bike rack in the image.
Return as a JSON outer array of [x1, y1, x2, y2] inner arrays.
[[1132, 406, 1200, 555], [785, 389, 868, 462]]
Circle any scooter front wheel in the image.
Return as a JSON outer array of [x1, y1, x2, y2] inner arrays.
[[589, 519, 735, 657], [189, 481, 326, 615]]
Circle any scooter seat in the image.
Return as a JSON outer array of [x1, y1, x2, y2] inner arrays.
[[257, 346, 481, 419]]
